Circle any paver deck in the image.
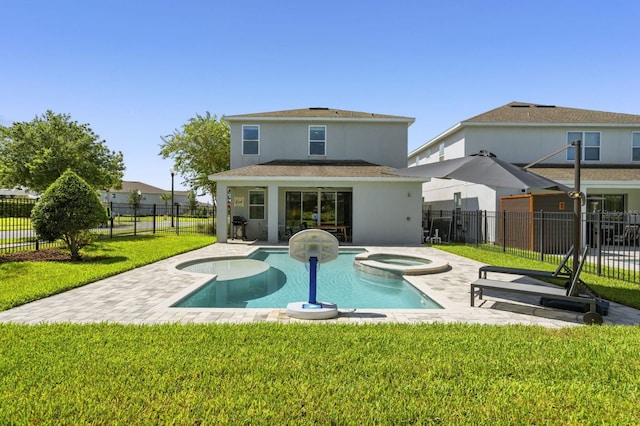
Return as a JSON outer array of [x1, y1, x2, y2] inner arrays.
[[1, 243, 639, 327]]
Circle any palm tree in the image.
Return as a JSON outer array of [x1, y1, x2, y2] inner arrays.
[[160, 193, 171, 218]]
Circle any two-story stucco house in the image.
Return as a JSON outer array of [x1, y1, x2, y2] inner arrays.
[[209, 107, 424, 245], [409, 102, 640, 214]]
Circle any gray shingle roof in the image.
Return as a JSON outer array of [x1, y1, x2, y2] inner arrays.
[[530, 166, 640, 182], [465, 102, 640, 124], [210, 160, 406, 179], [224, 107, 414, 123], [109, 181, 189, 195]]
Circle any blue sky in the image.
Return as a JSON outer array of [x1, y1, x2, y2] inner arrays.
[[2, 0, 639, 196]]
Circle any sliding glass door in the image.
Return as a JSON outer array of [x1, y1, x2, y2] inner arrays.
[[285, 190, 352, 229]]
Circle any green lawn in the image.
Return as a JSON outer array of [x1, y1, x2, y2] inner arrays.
[[436, 244, 640, 310], [1, 323, 639, 424], [0, 234, 214, 311], [2, 239, 640, 423]]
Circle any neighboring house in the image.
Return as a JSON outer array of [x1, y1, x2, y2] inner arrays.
[[209, 107, 422, 244], [0, 187, 40, 199], [98, 181, 190, 208], [409, 102, 640, 214]]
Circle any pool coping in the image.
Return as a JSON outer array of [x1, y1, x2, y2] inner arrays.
[[1, 243, 639, 327], [354, 251, 450, 276]]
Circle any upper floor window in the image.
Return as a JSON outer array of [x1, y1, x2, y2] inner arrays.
[[633, 132, 640, 161], [566, 131, 600, 161], [438, 143, 445, 161], [242, 125, 259, 155], [309, 125, 326, 156]]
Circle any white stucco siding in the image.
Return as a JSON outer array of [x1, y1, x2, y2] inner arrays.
[[409, 130, 466, 165], [230, 121, 408, 169], [421, 179, 502, 212], [466, 126, 640, 165], [352, 182, 423, 245]]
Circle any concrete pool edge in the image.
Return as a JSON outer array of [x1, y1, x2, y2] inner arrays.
[[354, 252, 450, 276], [1, 242, 624, 327]]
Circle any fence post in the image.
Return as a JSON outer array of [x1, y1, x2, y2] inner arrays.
[[134, 203, 137, 236], [152, 204, 156, 234], [596, 209, 602, 276], [502, 210, 507, 252], [475, 210, 480, 247], [109, 201, 114, 239], [176, 205, 180, 235], [539, 210, 545, 262]]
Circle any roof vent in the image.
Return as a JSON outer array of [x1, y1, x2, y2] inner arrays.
[[309, 107, 329, 110]]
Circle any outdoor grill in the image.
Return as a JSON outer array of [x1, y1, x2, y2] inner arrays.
[[232, 216, 248, 240]]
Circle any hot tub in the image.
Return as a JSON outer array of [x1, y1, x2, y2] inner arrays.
[[354, 252, 449, 277]]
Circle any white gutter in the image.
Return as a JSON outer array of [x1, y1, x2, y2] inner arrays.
[[408, 122, 462, 158]]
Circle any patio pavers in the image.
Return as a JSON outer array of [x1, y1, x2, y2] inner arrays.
[[1, 243, 639, 327]]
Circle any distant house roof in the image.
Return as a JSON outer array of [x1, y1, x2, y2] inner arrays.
[[224, 107, 415, 125], [410, 102, 640, 158], [210, 160, 414, 181], [464, 102, 640, 125], [107, 181, 189, 196]]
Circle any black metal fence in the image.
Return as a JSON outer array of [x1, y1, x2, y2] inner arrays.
[[0, 199, 216, 254], [4, 197, 640, 283], [426, 209, 640, 284]]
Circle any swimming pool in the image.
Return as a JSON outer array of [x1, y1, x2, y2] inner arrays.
[[174, 249, 442, 309]]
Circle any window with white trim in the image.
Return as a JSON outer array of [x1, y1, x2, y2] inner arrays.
[[438, 143, 445, 161], [248, 190, 265, 219], [567, 131, 600, 161], [309, 125, 326, 156], [242, 125, 259, 155], [633, 132, 640, 161]]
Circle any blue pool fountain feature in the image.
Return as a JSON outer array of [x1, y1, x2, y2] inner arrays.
[[287, 229, 340, 319]]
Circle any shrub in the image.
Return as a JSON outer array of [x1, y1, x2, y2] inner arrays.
[[31, 170, 107, 260], [195, 223, 215, 234]]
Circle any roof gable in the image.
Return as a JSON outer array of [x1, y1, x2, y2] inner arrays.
[[465, 101, 640, 124]]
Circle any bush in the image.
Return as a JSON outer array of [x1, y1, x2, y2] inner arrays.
[[31, 170, 107, 260], [195, 223, 215, 234]]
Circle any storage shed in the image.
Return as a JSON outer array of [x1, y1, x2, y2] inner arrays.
[[500, 193, 573, 254]]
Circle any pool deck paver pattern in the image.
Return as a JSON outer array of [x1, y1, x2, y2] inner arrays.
[[1, 243, 640, 327]]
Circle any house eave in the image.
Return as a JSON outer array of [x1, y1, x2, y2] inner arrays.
[[409, 122, 463, 157], [209, 175, 423, 183]]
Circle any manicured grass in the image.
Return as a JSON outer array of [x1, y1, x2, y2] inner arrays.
[[1, 323, 639, 424], [436, 244, 640, 309], [0, 234, 213, 311]]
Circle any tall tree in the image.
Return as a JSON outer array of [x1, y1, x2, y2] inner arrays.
[[31, 170, 107, 260], [0, 110, 125, 192], [159, 112, 230, 201]]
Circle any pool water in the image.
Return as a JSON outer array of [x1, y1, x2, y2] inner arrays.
[[173, 249, 441, 309]]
